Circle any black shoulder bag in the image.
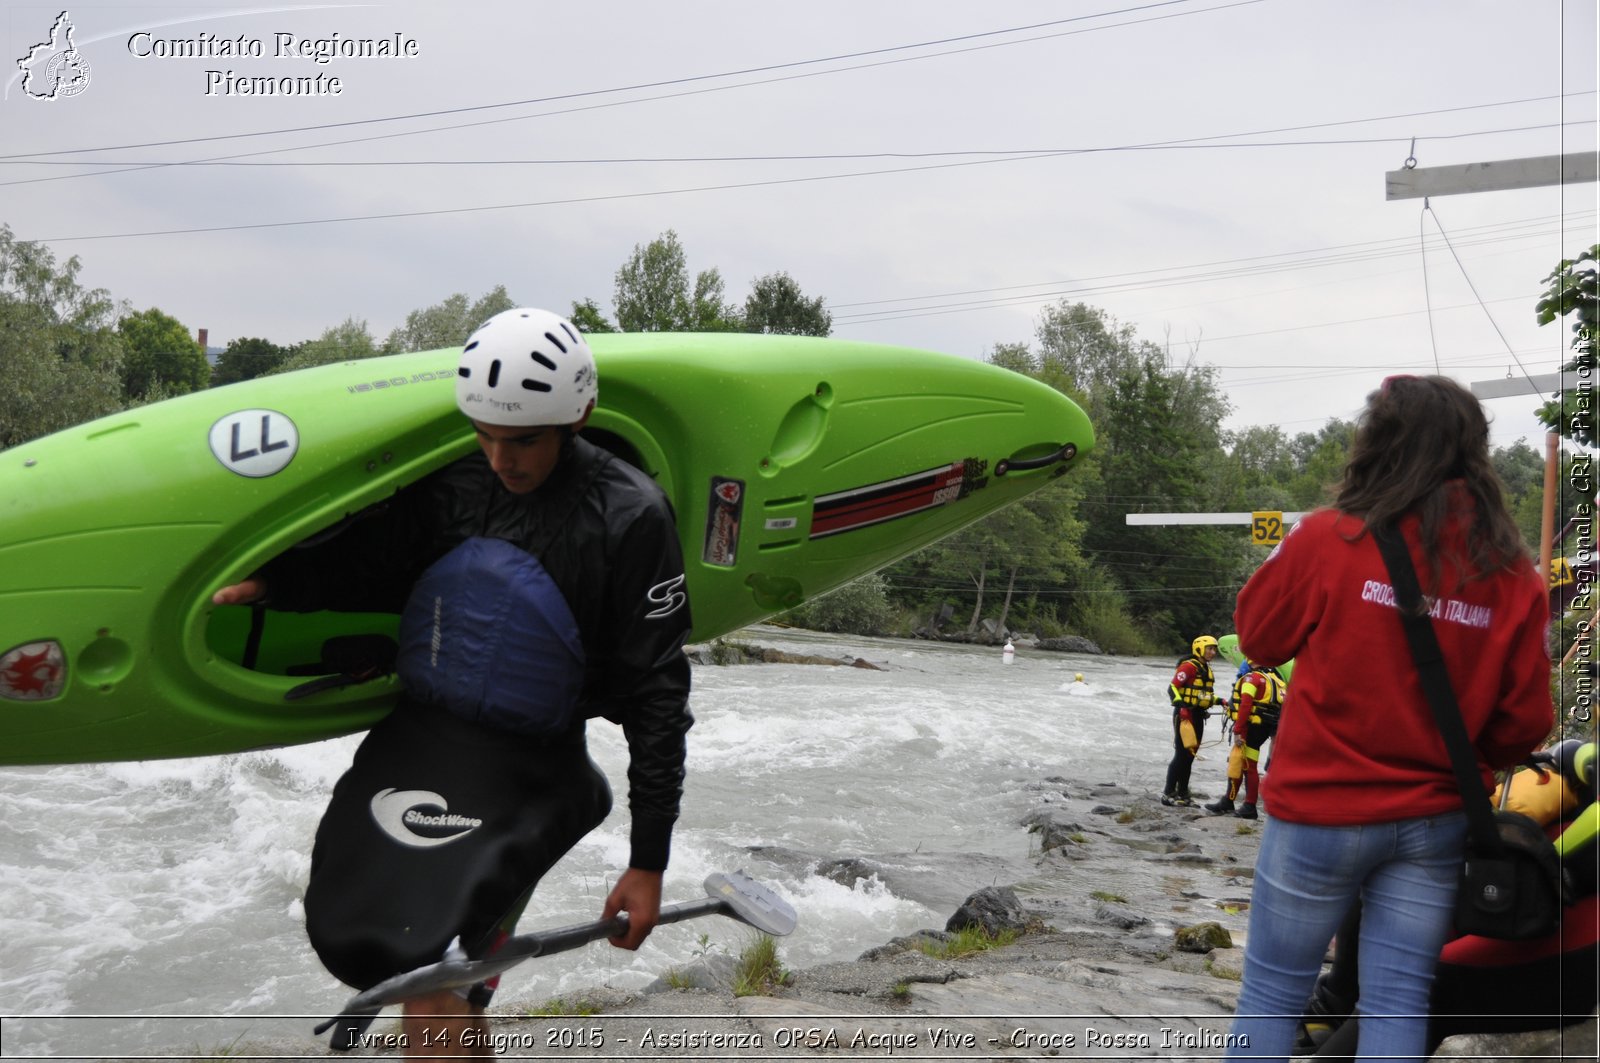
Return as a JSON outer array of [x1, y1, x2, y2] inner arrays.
[[1371, 524, 1569, 940]]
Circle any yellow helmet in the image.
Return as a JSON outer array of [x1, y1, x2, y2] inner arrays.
[[1192, 635, 1219, 658]]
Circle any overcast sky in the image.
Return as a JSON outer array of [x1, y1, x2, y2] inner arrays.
[[4, 0, 1596, 453]]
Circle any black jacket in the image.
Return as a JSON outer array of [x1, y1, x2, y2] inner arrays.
[[264, 436, 693, 870]]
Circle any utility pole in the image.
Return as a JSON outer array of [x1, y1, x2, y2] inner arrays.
[[1391, 148, 1597, 605]]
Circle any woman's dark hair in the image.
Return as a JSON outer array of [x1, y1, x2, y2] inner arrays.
[[1334, 374, 1527, 588]]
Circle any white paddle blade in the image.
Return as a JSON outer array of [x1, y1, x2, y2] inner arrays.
[[707, 869, 797, 936]]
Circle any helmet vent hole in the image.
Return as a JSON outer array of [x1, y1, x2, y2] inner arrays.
[[543, 332, 568, 355], [486, 359, 501, 387], [463, 340, 479, 353], [521, 379, 553, 393], [530, 350, 558, 371]]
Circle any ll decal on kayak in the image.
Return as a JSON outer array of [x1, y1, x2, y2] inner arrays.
[[208, 409, 299, 478], [810, 458, 989, 539], [369, 788, 483, 849], [0, 641, 66, 701]]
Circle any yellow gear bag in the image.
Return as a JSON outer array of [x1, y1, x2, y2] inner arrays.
[[1491, 768, 1579, 826]]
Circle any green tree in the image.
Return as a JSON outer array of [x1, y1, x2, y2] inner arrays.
[[0, 224, 125, 448], [383, 286, 517, 353], [116, 307, 209, 400], [1223, 424, 1297, 512], [272, 318, 380, 374], [985, 341, 1036, 376], [210, 336, 295, 387], [900, 477, 1086, 641], [690, 268, 736, 331], [1086, 353, 1244, 642], [1285, 419, 1354, 509], [741, 272, 832, 336], [1536, 244, 1599, 445], [1491, 437, 1547, 550], [613, 230, 738, 331], [569, 297, 617, 333], [1034, 302, 1144, 420]]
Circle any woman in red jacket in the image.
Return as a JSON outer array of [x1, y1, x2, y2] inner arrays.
[[1224, 375, 1554, 1062]]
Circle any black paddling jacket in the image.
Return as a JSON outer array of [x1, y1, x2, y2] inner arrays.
[[262, 436, 694, 872]]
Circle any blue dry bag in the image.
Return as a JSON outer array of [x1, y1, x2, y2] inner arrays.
[[396, 537, 585, 738]]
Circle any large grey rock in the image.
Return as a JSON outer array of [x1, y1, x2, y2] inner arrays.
[[946, 885, 1030, 936], [1035, 635, 1105, 655], [1433, 1016, 1596, 1062]]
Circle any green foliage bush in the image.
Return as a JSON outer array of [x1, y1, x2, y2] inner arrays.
[[1066, 569, 1162, 656], [731, 935, 789, 997], [780, 573, 901, 635]]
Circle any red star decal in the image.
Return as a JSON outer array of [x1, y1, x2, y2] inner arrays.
[[2, 647, 61, 695]]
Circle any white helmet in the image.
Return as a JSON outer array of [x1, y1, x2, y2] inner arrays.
[[455, 308, 597, 426]]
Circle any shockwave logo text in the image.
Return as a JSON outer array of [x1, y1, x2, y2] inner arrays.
[[369, 788, 483, 849]]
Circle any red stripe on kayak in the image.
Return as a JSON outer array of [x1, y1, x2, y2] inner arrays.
[[811, 463, 964, 538]]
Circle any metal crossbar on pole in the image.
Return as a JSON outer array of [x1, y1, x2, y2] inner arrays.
[[1124, 512, 1308, 526], [1386, 153, 1598, 201], [1470, 371, 1587, 400]]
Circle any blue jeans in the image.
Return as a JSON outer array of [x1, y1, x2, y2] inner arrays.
[[1226, 811, 1468, 1062]]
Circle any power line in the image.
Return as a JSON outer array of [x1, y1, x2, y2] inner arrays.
[[32, 132, 1596, 245], [832, 228, 1588, 330], [2, 119, 1588, 174], [830, 210, 1592, 315]]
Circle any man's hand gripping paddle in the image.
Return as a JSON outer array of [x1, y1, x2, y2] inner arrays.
[[314, 870, 796, 1050]]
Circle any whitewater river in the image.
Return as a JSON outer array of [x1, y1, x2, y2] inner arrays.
[[1, 627, 1194, 1058]]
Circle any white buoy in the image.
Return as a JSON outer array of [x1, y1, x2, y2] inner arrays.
[[1002, 640, 1015, 664]]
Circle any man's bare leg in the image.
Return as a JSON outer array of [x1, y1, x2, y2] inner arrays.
[[401, 991, 492, 1058]]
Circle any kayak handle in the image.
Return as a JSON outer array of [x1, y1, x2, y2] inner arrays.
[[995, 442, 1077, 477]]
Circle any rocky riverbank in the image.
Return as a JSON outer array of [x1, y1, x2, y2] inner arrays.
[[275, 775, 1591, 1060], [192, 624, 1590, 1061]]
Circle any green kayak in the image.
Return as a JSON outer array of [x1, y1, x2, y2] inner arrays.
[[0, 332, 1093, 764]]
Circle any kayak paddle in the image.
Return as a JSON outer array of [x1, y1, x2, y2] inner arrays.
[[315, 869, 795, 1048]]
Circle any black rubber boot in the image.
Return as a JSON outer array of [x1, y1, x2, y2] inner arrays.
[[1293, 972, 1354, 1053], [1204, 797, 1235, 815], [1235, 803, 1258, 820]]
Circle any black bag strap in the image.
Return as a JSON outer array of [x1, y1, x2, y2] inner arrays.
[[1370, 524, 1504, 856]]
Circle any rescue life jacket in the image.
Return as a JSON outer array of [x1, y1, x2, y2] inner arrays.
[[1169, 654, 1215, 713], [1231, 667, 1285, 723]]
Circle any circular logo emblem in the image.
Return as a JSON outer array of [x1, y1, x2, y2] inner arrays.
[[209, 410, 300, 478], [369, 788, 483, 849], [45, 50, 91, 98]]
